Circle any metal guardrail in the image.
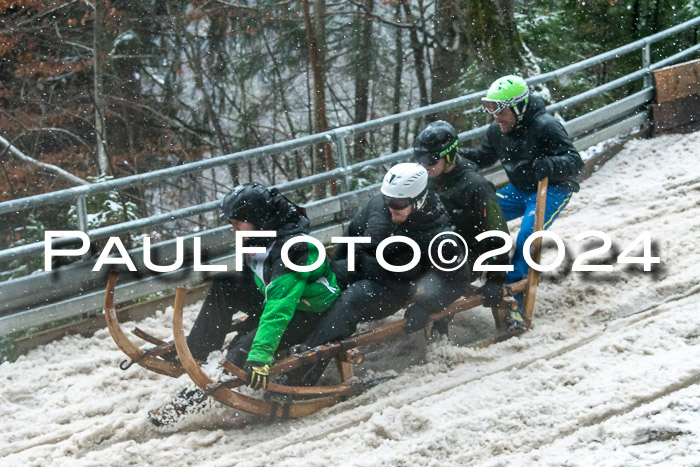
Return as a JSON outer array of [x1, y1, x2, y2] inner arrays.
[[2, 16, 699, 218], [0, 17, 698, 337]]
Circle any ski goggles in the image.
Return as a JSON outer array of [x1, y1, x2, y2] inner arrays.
[[415, 151, 442, 167], [481, 100, 509, 116], [383, 196, 412, 210], [482, 92, 529, 116]]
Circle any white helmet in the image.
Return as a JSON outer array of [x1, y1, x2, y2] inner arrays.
[[380, 163, 429, 211]]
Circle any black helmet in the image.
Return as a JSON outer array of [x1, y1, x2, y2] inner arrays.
[[413, 121, 459, 166], [220, 182, 278, 228]]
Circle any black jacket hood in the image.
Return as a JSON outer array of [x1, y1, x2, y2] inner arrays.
[[273, 198, 309, 240], [519, 94, 547, 129], [247, 197, 309, 247]]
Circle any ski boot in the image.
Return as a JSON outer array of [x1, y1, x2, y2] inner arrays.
[[148, 387, 207, 427], [505, 293, 525, 334]]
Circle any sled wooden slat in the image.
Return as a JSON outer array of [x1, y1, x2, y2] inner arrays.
[[104, 271, 184, 378], [172, 287, 346, 418], [335, 358, 354, 381], [132, 327, 166, 346], [140, 341, 176, 359], [335, 349, 363, 382], [523, 177, 548, 329], [491, 305, 507, 330], [219, 360, 354, 398]]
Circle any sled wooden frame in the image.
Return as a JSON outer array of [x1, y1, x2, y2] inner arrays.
[[105, 271, 530, 419], [167, 278, 527, 419], [103, 271, 248, 378], [523, 177, 549, 329], [104, 271, 185, 378]]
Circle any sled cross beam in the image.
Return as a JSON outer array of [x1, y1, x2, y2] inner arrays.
[[335, 348, 364, 381]]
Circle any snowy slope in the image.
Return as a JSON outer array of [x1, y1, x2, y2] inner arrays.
[[1, 132, 699, 467]]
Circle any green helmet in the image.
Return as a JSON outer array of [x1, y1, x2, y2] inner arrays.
[[482, 75, 530, 120]]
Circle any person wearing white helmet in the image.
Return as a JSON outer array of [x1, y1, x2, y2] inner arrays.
[[281, 163, 469, 386], [379, 161, 430, 224]]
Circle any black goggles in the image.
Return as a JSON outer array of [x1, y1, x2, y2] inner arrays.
[[383, 196, 412, 210], [415, 152, 442, 166]]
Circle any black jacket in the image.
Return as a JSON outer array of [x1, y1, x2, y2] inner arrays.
[[462, 94, 584, 193], [335, 191, 469, 315], [429, 154, 509, 287]]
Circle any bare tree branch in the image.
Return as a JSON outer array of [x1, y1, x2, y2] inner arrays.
[[0, 134, 89, 186], [24, 127, 92, 149], [347, 0, 413, 29], [104, 95, 218, 147]]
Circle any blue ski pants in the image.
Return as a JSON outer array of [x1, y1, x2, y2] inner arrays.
[[497, 183, 572, 284]]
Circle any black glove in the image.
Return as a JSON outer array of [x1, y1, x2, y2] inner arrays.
[[533, 158, 552, 181], [478, 280, 504, 308], [404, 304, 430, 334], [244, 361, 270, 390]]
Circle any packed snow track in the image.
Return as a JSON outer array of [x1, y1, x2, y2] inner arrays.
[[1, 132, 699, 466]]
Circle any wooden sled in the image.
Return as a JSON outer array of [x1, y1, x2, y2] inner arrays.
[[168, 278, 527, 419], [105, 267, 527, 418], [105, 260, 537, 420]]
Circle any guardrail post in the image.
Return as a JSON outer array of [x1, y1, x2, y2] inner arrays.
[[75, 195, 91, 260], [330, 130, 351, 193], [642, 43, 652, 88]]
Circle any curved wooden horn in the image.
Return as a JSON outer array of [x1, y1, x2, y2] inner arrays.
[[172, 286, 346, 418], [104, 270, 184, 377]]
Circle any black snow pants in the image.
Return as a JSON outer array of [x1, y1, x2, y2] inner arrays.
[[282, 272, 413, 386], [186, 272, 324, 366], [302, 278, 413, 347], [285, 256, 471, 386], [285, 259, 415, 386]]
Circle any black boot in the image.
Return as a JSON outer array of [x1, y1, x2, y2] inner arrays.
[[431, 318, 449, 338], [148, 387, 208, 427], [281, 357, 332, 387]]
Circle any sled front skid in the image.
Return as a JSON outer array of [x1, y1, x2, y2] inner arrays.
[[171, 286, 350, 418], [104, 271, 184, 378]]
